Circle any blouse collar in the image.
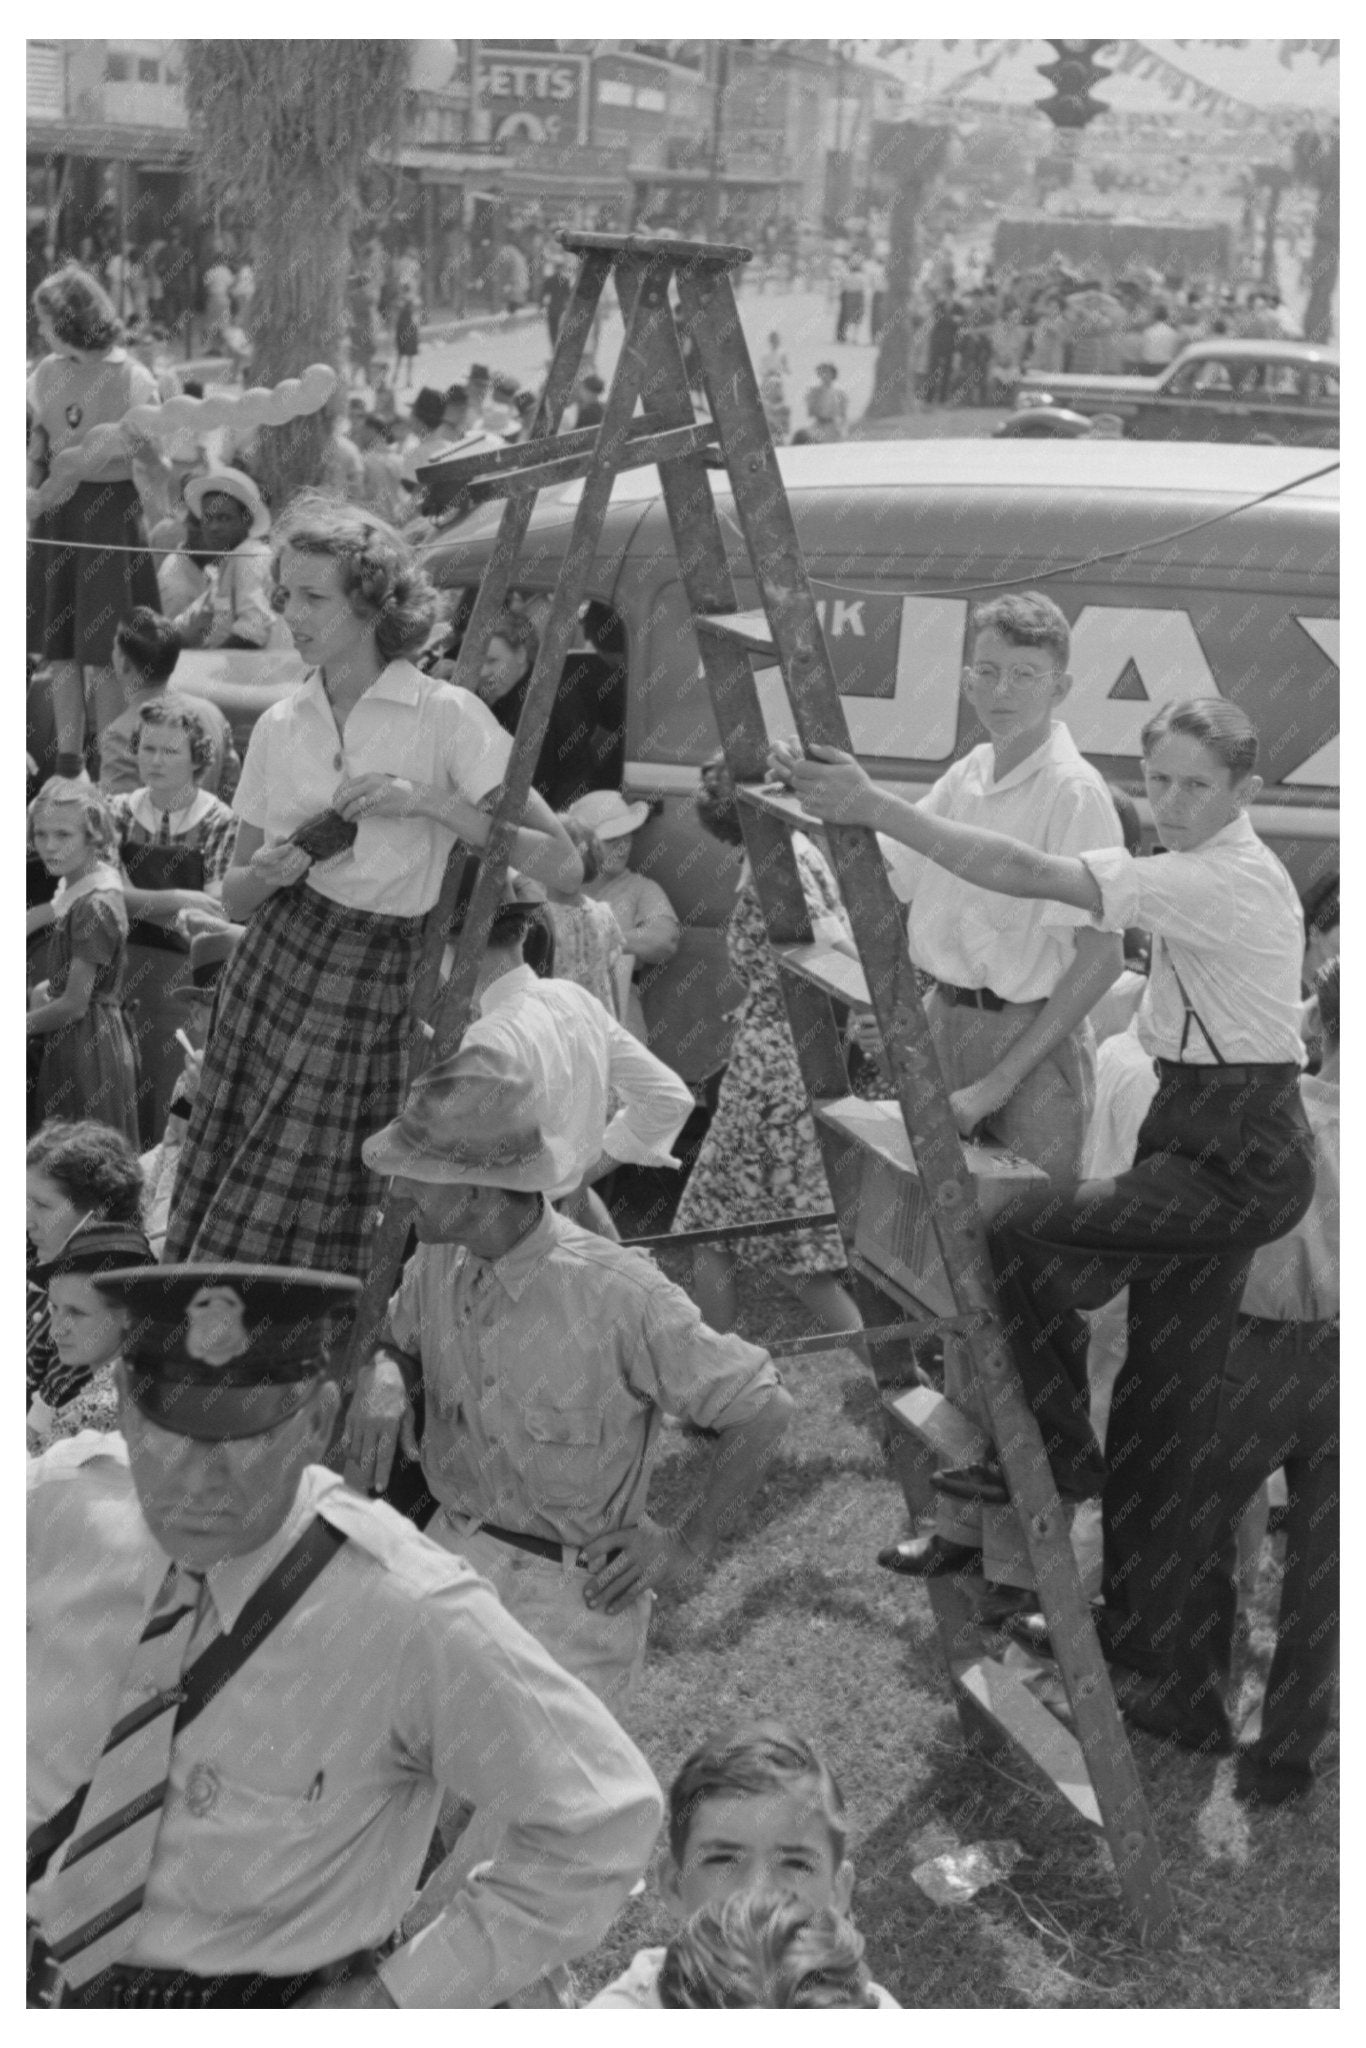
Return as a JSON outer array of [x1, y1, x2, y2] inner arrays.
[[128, 786, 216, 835], [52, 861, 122, 919]]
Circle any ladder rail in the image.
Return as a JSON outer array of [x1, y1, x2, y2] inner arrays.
[[676, 256, 1176, 1944]]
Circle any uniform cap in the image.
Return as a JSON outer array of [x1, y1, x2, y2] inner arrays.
[[94, 1263, 360, 1441]]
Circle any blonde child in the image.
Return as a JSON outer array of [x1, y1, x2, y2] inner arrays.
[[27, 781, 138, 1142], [659, 1890, 879, 2008]]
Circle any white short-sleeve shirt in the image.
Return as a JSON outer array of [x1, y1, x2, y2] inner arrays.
[[232, 661, 511, 916], [882, 722, 1122, 1002], [1081, 814, 1306, 1065]]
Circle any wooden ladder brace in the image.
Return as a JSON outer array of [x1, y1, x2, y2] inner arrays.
[[341, 230, 1175, 1946]]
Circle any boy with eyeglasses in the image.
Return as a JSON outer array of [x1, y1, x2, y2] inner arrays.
[[868, 590, 1124, 1577]]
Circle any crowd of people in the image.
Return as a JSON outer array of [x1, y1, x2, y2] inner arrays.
[[25, 259, 1337, 2007]]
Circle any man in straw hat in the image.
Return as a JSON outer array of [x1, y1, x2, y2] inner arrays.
[[348, 1042, 793, 1717], [27, 1261, 662, 2008], [170, 466, 276, 652]]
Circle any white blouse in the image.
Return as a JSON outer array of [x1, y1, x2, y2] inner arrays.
[[232, 661, 511, 917]]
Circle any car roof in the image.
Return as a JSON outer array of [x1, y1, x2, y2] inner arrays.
[[429, 438, 1339, 575], [1178, 338, 1340, 367]]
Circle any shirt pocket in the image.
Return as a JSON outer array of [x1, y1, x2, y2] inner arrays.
[[523, 1403, 604, 1510]]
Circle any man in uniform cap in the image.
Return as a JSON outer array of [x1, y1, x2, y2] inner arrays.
[[348, 1044, 793, 1721], [27, 1262, 662, 2008]]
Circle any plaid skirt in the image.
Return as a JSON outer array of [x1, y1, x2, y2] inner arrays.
[[164, 886, 425, 1277]]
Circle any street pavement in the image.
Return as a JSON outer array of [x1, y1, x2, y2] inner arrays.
[[387, 284, 922, 438]]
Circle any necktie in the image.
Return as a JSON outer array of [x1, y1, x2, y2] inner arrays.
[[155, 809, 173, 848], [41, 1565, 208, 1992]]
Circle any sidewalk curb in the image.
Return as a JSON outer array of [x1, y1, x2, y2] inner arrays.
[[417, 305, 544, 348]]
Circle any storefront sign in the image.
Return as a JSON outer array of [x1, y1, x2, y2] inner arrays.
[[476, 50, 589, 147]]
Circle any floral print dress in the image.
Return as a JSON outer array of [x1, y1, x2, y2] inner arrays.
[[673, 835, 850, 1275]]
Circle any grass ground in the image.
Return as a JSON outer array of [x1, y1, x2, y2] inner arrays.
[[575, 1267, 1340, 2008]]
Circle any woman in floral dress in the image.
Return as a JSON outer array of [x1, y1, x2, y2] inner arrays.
[[671, 756, 862, 1340]]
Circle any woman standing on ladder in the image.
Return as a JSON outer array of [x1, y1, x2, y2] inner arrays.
[[164, 499, 580, 1277], [774, 699, 1315, 1727]]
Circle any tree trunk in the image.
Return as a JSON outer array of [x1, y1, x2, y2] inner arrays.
[[866, 125, 952, 422], [1301, 193, 1339, 343], [245, 186, 351, 511]]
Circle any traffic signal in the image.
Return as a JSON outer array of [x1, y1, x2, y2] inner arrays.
[[1035, 39, 1110, 130]]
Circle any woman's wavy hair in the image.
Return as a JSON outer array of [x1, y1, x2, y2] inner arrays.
[[135, 698, 213, 778], [26, 1120, 145, 1223], [28, 779, 121, 865], [33, 264, 125, 353], [272, 495, 438, 662]]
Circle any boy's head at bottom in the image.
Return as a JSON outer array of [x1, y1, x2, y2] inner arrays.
[[662, 1718, 855, 1920]]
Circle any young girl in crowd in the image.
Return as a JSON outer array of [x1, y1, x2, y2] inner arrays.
[[27, 781, 138, 1143], [775, 700, 1316, 1711], [26, 1220, 155, 1453], [540, 818, 627, 1021], [107, 699, 238, 1143], [26, 1118, 145, 1413]]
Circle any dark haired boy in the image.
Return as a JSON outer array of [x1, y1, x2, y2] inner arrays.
[[589, 1720, 898, 2007], [96, 608, 239, 800]]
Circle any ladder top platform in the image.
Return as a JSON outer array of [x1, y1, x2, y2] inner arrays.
[[558, 228, 753, 266], [816, 1096, 1047, 1187]]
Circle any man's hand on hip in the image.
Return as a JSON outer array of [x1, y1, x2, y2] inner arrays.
[[341, 1353, 419, 1494], [580, 1512, 711, 1613]]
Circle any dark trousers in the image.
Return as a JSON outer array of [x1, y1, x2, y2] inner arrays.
[[1171, 1314, 1339, 1780], [926, 343, 956, 405], [987, 1064, 1314, 1673]]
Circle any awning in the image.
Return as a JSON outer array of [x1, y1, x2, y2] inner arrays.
[[27, 123, 194, 167], [384, 145, 505, 186], [628, 166, 801, 190]]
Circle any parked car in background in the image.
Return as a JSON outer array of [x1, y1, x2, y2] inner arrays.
[[1017, 340, 1339, 446]]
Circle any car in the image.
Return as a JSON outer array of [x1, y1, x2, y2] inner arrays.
[[993, 403, 1096, 438], [1016, 339, 1339, 447], [427, 439, 1339, 1083]]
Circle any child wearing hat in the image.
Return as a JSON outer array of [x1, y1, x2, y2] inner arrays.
[[568, 790, 680, 1043], [27, 1220, 155, 1452]]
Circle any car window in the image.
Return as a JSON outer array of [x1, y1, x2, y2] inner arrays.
[[1307, 369, 1340, 407]]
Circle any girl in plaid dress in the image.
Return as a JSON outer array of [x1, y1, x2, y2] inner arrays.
[[164, 499, 580, 1277]]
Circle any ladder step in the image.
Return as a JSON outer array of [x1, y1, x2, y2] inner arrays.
[[464, 420, 723, 503], [885, 1384, 988, 1464], [952, 1655, 1102, 1827], [561, 228, 753, 266], [815, 1097, 1047, 1210], [695, 611, 781, 668], [777, 940, 871, 1009]]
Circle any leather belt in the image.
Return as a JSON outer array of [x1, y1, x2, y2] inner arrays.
[[935, 980, 1008, 1012], [60, 1946, 382, 2009], [452, 1513, 589, 1569], [1155, 1060, 1301, 1087]]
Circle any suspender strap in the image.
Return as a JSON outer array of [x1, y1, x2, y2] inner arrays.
[[1162, 942, 1228, 1066], [27, 1517, 348, 1887]]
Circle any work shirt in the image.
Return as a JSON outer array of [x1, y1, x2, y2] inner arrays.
[[385, 1205, 781, 1546], [469, 964, 693, 1196], [189, 537, 277, 650], [233, 660, 510, 917], [28, 348, 158, 482], [1081, 813, 1306, 1065], [883, 722, 1122, 1002], [27, 1437, 662, 2006]]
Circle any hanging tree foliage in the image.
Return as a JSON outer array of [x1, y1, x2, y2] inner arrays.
[[183, 41, 410, 512]]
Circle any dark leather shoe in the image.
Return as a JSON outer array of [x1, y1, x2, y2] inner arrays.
[[1232, 1751, 1313, 1808], [1115, 1673, 1233, 1756], [876, 1532, 984, 1577], [934, 1459, 1009, 1503], [1002, 1608, 1054, 1655]]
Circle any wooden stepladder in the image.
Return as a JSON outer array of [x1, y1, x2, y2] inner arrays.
[[347, 230, 1176, 1944]]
